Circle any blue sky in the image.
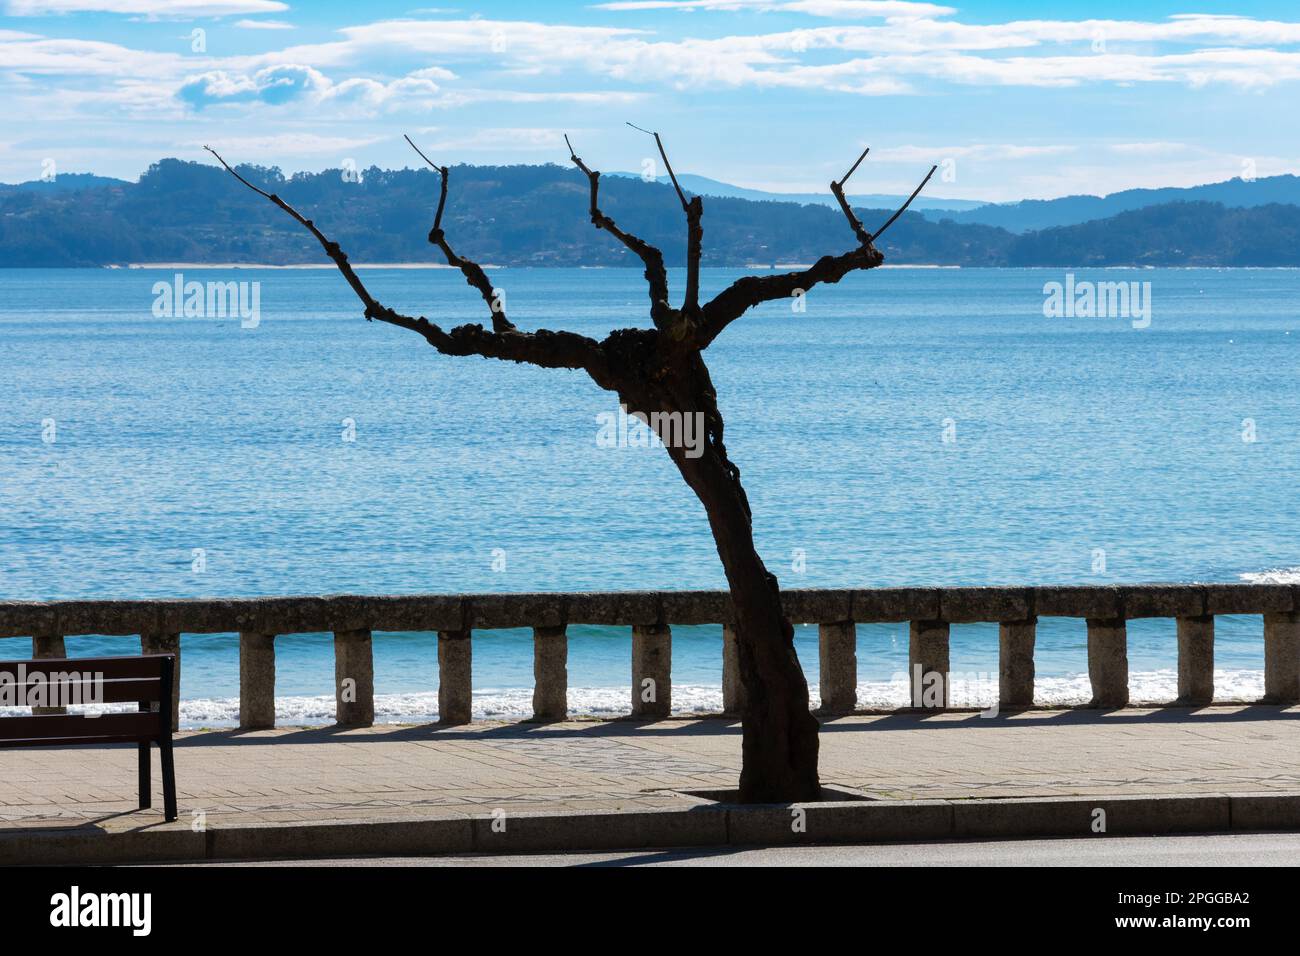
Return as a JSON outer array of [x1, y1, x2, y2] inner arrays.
[[2, 1, 1299, 200]]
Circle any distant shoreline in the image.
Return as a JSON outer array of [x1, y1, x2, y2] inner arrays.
[[0, 263, 1293, 271], [115, 262, 956, 271], [83, 263, 1300, 272], [117, 262, 957, 271], [119, 262, 500, 270]]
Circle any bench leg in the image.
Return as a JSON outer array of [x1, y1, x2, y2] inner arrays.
[[159, 736, 177, 822], [138, 742, 151, 811]]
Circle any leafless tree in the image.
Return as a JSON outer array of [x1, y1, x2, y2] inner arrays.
[[206, 134, 934, 802]]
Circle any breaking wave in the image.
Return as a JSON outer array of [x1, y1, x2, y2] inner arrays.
[[1240, 567, 1300, 584], [3, 671, 1266, 729]]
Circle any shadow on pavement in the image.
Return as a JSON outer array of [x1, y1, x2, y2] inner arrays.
[[172, 702, 1300, 748]]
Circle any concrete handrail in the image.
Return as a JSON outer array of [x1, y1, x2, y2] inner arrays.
[[3, 583, 1298, 728], [4, 583, 1298, 635]]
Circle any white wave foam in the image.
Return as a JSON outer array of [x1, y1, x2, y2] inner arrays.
[[858, 669, 1264, 709], [2, 671, 1264, 727], [1240, 567, 1300, 584]]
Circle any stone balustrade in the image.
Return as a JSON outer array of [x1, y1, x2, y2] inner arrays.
[[2, 584, 1298, 729]]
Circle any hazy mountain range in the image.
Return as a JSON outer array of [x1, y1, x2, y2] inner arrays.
[[2, 159, 1299, 268], [605, 171, 987, 212], [610, 170, 1300, 233], [927, 174, 1300, 233]]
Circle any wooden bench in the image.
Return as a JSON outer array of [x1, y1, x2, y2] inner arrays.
[[0, 654, 177, 821]]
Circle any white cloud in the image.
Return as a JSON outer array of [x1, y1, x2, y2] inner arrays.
[[5, 0, 287, 15], [182, 132, 385, 154], [216, 15, 1300, 99], [174, 59, 637, 114], [0, 31, 189, 76], [7, 9, 1300, 177], [411, 127, 569, 151], [15, 12, 1299, 117], [871, 48, 1300, 90], [234, 18, 294, 30], [1107, 142, 1192, 156], [872, 143, 1078, 162], [591, 0, 956, 16], [179, 63, 455, 110], [431, 88, 646, 106]]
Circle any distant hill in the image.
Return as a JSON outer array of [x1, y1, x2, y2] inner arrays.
[[610, 170, 1300, 234], [2, 158, 1300, 268], [607, 171, 985, 212], [0, 158, 1006, 268], [1004, 201, 1300, 267], [0, 173, 130, 195], [926, 174, 1300, 233]]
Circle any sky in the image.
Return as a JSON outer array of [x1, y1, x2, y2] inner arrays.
[[2, 1, 1299, 201]]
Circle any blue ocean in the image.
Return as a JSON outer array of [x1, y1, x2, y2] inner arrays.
[[2, 266, 1298, 725]]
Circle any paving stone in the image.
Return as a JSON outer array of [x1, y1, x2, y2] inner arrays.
[[1, 708, 1297, 842]]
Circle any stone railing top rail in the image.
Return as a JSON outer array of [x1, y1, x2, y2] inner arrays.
[[1, 583, 1296, 638]]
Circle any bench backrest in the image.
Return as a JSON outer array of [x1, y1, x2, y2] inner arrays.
[[0, 654, 174, 747]]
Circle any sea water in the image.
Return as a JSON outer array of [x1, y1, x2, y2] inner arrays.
[[1, 266, 1298, 725]]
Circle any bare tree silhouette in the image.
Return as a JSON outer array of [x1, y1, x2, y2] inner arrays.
[[206, 134, 934, 802]]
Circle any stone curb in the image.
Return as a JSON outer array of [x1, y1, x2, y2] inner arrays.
[[4, 792, 1300, 864]]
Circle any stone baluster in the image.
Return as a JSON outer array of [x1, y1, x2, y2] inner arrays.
[[1263, 612, 1300, 704], [437, 630, 473, 725], [631, 624, 671, 719], [532, 625, 568, 721], [1086, 617, 1129, 708], [1175, 615, 1214, 705], [333, 628, 374, 726], [140, 631, 181, 728], [817, 621, 857, 715], [722, 623, 746, 717], [909, 620, 950, 708], [32, 633, 68, 716], [238, 632, 276, 729], [998, 618, 1036, 709]]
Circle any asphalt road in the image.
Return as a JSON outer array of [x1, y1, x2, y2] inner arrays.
[[172, 832, 1300, 866]]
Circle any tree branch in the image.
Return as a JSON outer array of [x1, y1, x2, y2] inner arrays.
[[628, 123, 703, 314], [565, 134, 671, 327], [628, 122, 688, 211], [404, 134, 514, 333], [871, 164, 938, 241], [830, 145, 872, 246], [695, 149, 935, 347], [402, 134, 448, 233], [203, 145, 380, 316], [683, 193, 704, 314], [696, 246, 883, 348], [205, 145, 606, 378]]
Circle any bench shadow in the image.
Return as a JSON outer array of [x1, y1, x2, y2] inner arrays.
[[2, 808, 177, 835]]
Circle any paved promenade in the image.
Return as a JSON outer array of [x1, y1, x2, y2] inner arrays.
[[3, 704, 1299, 832]]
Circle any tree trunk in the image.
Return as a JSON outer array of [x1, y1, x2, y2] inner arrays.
[[700, 471, 822, 803], [656, 386, 821, 802], [613, 344, 821, 803]]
